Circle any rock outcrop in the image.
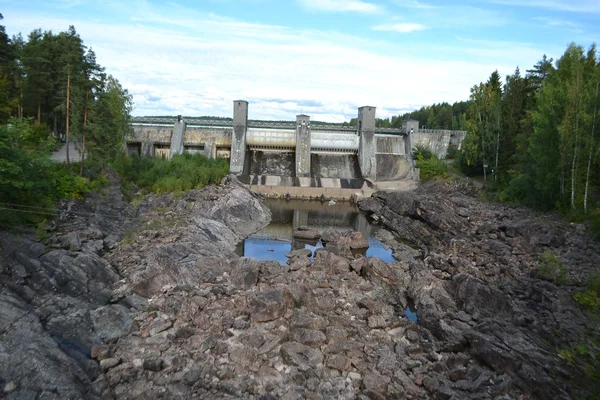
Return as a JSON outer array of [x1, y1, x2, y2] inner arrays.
[[2, 176, 598, 399]]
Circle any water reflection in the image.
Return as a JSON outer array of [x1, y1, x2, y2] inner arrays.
[[236, 199, 394, 265]]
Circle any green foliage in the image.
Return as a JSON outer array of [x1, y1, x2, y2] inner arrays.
[[537, 250, 568, 285], [416, 154, 448, 181], [35, 219, 50, 243], [114, 153, 229, 195], [0, 118, 99, 228], [412, 144, 433, 161], [564, 271, 600, 397]]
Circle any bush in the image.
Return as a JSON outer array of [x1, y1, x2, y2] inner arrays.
[[412, 144, 434, 161], [537, 250, 568, 285], [415, 153, 448, 181], [0, 118, 101, 228], [114, 152, 229, 195]]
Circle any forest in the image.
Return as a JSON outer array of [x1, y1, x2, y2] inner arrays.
[[380, 43, 600, 220], [0, 14, 134, 226]]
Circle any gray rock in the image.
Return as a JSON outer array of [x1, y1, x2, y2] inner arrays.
[[90, 304, 133, 342], [248, 289, 293, 322]]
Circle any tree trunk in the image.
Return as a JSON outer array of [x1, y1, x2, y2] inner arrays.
[[66, 65, 71, 167], [494, 106, 500, 182], [584, 82, 599, 214], [80, 91, 88, 177], [37, 103, 41, 124], [570, 71, 581, 210]]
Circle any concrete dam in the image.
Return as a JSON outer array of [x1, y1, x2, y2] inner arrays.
[[129, 101, 466, 197]]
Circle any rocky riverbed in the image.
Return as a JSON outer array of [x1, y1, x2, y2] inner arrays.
[[1, 176, 598, 399]]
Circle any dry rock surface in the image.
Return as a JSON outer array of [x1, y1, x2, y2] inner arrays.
[[1, 176, 599, 399]]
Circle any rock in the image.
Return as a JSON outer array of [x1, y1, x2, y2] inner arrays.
[[248, 289, 294, 322], [147, 317, 173, 336], [231, 258, 260, 288], [292, 329, 327, 346], [143, 358, 164, 372], [91, 345, 111, 360], [286, 249, 312, 258], [363, 372, 389, 394], [289, 256, 311, 271], [4, 381, 17, 393], [90, 304, 133, 342], [322, 229, 369, 249], [280, 342, 324, 370], [293, 227, 321, 240], [100, 357, 121, 371], [368, 315, 388, 329]]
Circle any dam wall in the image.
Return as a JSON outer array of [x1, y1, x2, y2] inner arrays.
[[412, 129, 467, 159], [311, 154, 361, 179], [249, 151, 295, 177], [128, 100, 467, 190]]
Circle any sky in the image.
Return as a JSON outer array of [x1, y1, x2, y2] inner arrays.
[[2, 0, 599, 122]]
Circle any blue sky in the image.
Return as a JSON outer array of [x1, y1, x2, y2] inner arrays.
[[2, 0, 599, 122]]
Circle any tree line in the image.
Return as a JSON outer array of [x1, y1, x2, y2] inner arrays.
[[0, 15, 133, 227], [0, 14, 132, 170], [377, 43, 599, 215], [343, 101, 469, 130], [461, 44, 599, 214]]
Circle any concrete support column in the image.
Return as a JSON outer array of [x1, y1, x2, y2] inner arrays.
[[358, 106, 376, 181], [169, 115, 186, 160], [230, 100, 248, 174], [295, 114, 311, 178]]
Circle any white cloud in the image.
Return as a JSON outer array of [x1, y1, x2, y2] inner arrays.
[[533, 16, 581, 28], [488, 0, 600, 13], [295, 0, 381, 13], [372, 23, 426, 33], [395, 0, 436, 9], [7, 8, 544, 122]]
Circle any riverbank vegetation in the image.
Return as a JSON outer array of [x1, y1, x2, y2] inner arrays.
[[114, 153, 229, 196], [411, 144, 448, 181], [0, 16, 131, 227]]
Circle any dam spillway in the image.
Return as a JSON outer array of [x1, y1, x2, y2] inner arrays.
[[128, 101, 467, 197]]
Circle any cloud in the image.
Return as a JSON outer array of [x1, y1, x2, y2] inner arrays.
[[488, 0, 600, 13], [533, 16, 581, 28], [394, 0, 436, 9], [372, 23, 426, 33], [295, 0, 381, 13], [7, 5, 545, 122]]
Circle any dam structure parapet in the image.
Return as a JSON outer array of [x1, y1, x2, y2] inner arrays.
[[128, 100, 467, 197]]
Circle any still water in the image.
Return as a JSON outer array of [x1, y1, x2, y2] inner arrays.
[[235, 199, 394, 264]]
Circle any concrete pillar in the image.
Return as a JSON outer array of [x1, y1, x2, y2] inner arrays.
[[230, 100, 248, 174], [358, 106, 376, 181], [295, 114, 311, 178], [169, 115, 186, 160]]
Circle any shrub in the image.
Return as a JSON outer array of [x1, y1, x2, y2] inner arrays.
[[537, 250, 568, 285], [114, 152, 229, 195], [415, 154, 448, 181], [412, 144, 434, 161], [0, 118, 102, 228]]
